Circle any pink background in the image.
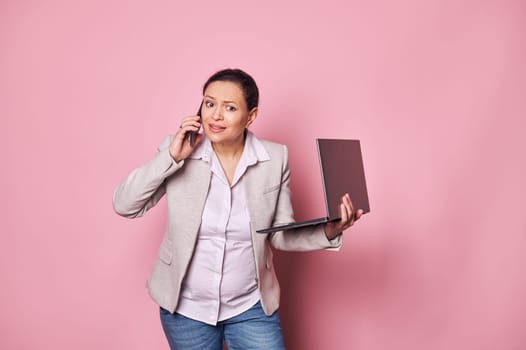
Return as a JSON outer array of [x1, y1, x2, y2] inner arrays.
[[2, 0, 525, 349]]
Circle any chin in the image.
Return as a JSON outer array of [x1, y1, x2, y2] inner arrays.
[[205, 127, 246, 144]]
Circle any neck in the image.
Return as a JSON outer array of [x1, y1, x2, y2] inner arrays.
[[212, 135, 246, 160]]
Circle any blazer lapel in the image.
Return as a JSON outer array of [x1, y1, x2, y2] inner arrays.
[[170, 159, 211, 250]]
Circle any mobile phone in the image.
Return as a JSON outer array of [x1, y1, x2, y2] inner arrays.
[[187, 102, 202, 147]]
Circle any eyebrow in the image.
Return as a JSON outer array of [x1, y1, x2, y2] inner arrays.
[[204, 95, 238, 105]]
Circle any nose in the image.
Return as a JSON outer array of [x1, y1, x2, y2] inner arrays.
[[211, 106, 223, 120]]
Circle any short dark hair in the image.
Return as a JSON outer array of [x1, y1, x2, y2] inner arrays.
[[202, 68, 259, 111]]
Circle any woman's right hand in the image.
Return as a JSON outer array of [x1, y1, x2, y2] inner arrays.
[[169, 116, 202, 162]]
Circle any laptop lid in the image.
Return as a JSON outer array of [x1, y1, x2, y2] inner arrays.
[[255, 138, 370, 234], [317, 138, 370, 217]]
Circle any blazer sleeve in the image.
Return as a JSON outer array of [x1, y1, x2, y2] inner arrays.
[[268, 145, 343, 251], [113, 136, 183, 218]]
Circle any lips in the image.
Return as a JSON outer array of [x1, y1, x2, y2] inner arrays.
[[208, 123, 226, 133]]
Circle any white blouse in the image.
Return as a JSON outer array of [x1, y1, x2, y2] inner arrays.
[[175, 131, 270, 325]]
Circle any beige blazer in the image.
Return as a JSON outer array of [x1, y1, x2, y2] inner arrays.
[[113, 135, 342, 316]]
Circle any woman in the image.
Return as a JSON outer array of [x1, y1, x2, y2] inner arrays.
[[113, 68, 363, 349]]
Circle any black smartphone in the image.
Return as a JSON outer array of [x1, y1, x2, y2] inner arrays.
[[187, 101, 202, 147]]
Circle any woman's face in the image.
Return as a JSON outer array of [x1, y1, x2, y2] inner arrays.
[[200, 80, 257, 147]]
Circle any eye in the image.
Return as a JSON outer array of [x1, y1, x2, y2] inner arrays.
[[205, 101, 214, 108], [225, 105, 237, 112]]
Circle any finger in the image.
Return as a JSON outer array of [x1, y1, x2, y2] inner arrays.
[[175, 127, 187, 140], [338, 203, 350, 232], [344, 204, 352, 227], [341, 193, 352, 210], [341, 194, 354, 225], [181, 115, 201, 126], [346, 194, 355, 213], [355, 209, 364, 221], [176, 124, 200, 140], [340, 202, 348, 224], [345, 194, 356, 224]]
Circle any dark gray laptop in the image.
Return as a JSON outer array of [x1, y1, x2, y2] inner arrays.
[[256, 138, 370, 234]]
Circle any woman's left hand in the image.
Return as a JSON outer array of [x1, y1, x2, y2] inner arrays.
[[324, 193, 363, 240]]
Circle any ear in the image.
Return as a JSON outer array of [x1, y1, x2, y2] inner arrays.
[[245, 107, 258, 128]]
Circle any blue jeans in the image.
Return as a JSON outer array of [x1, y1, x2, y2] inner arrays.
[[159, 301, 286, 350]]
